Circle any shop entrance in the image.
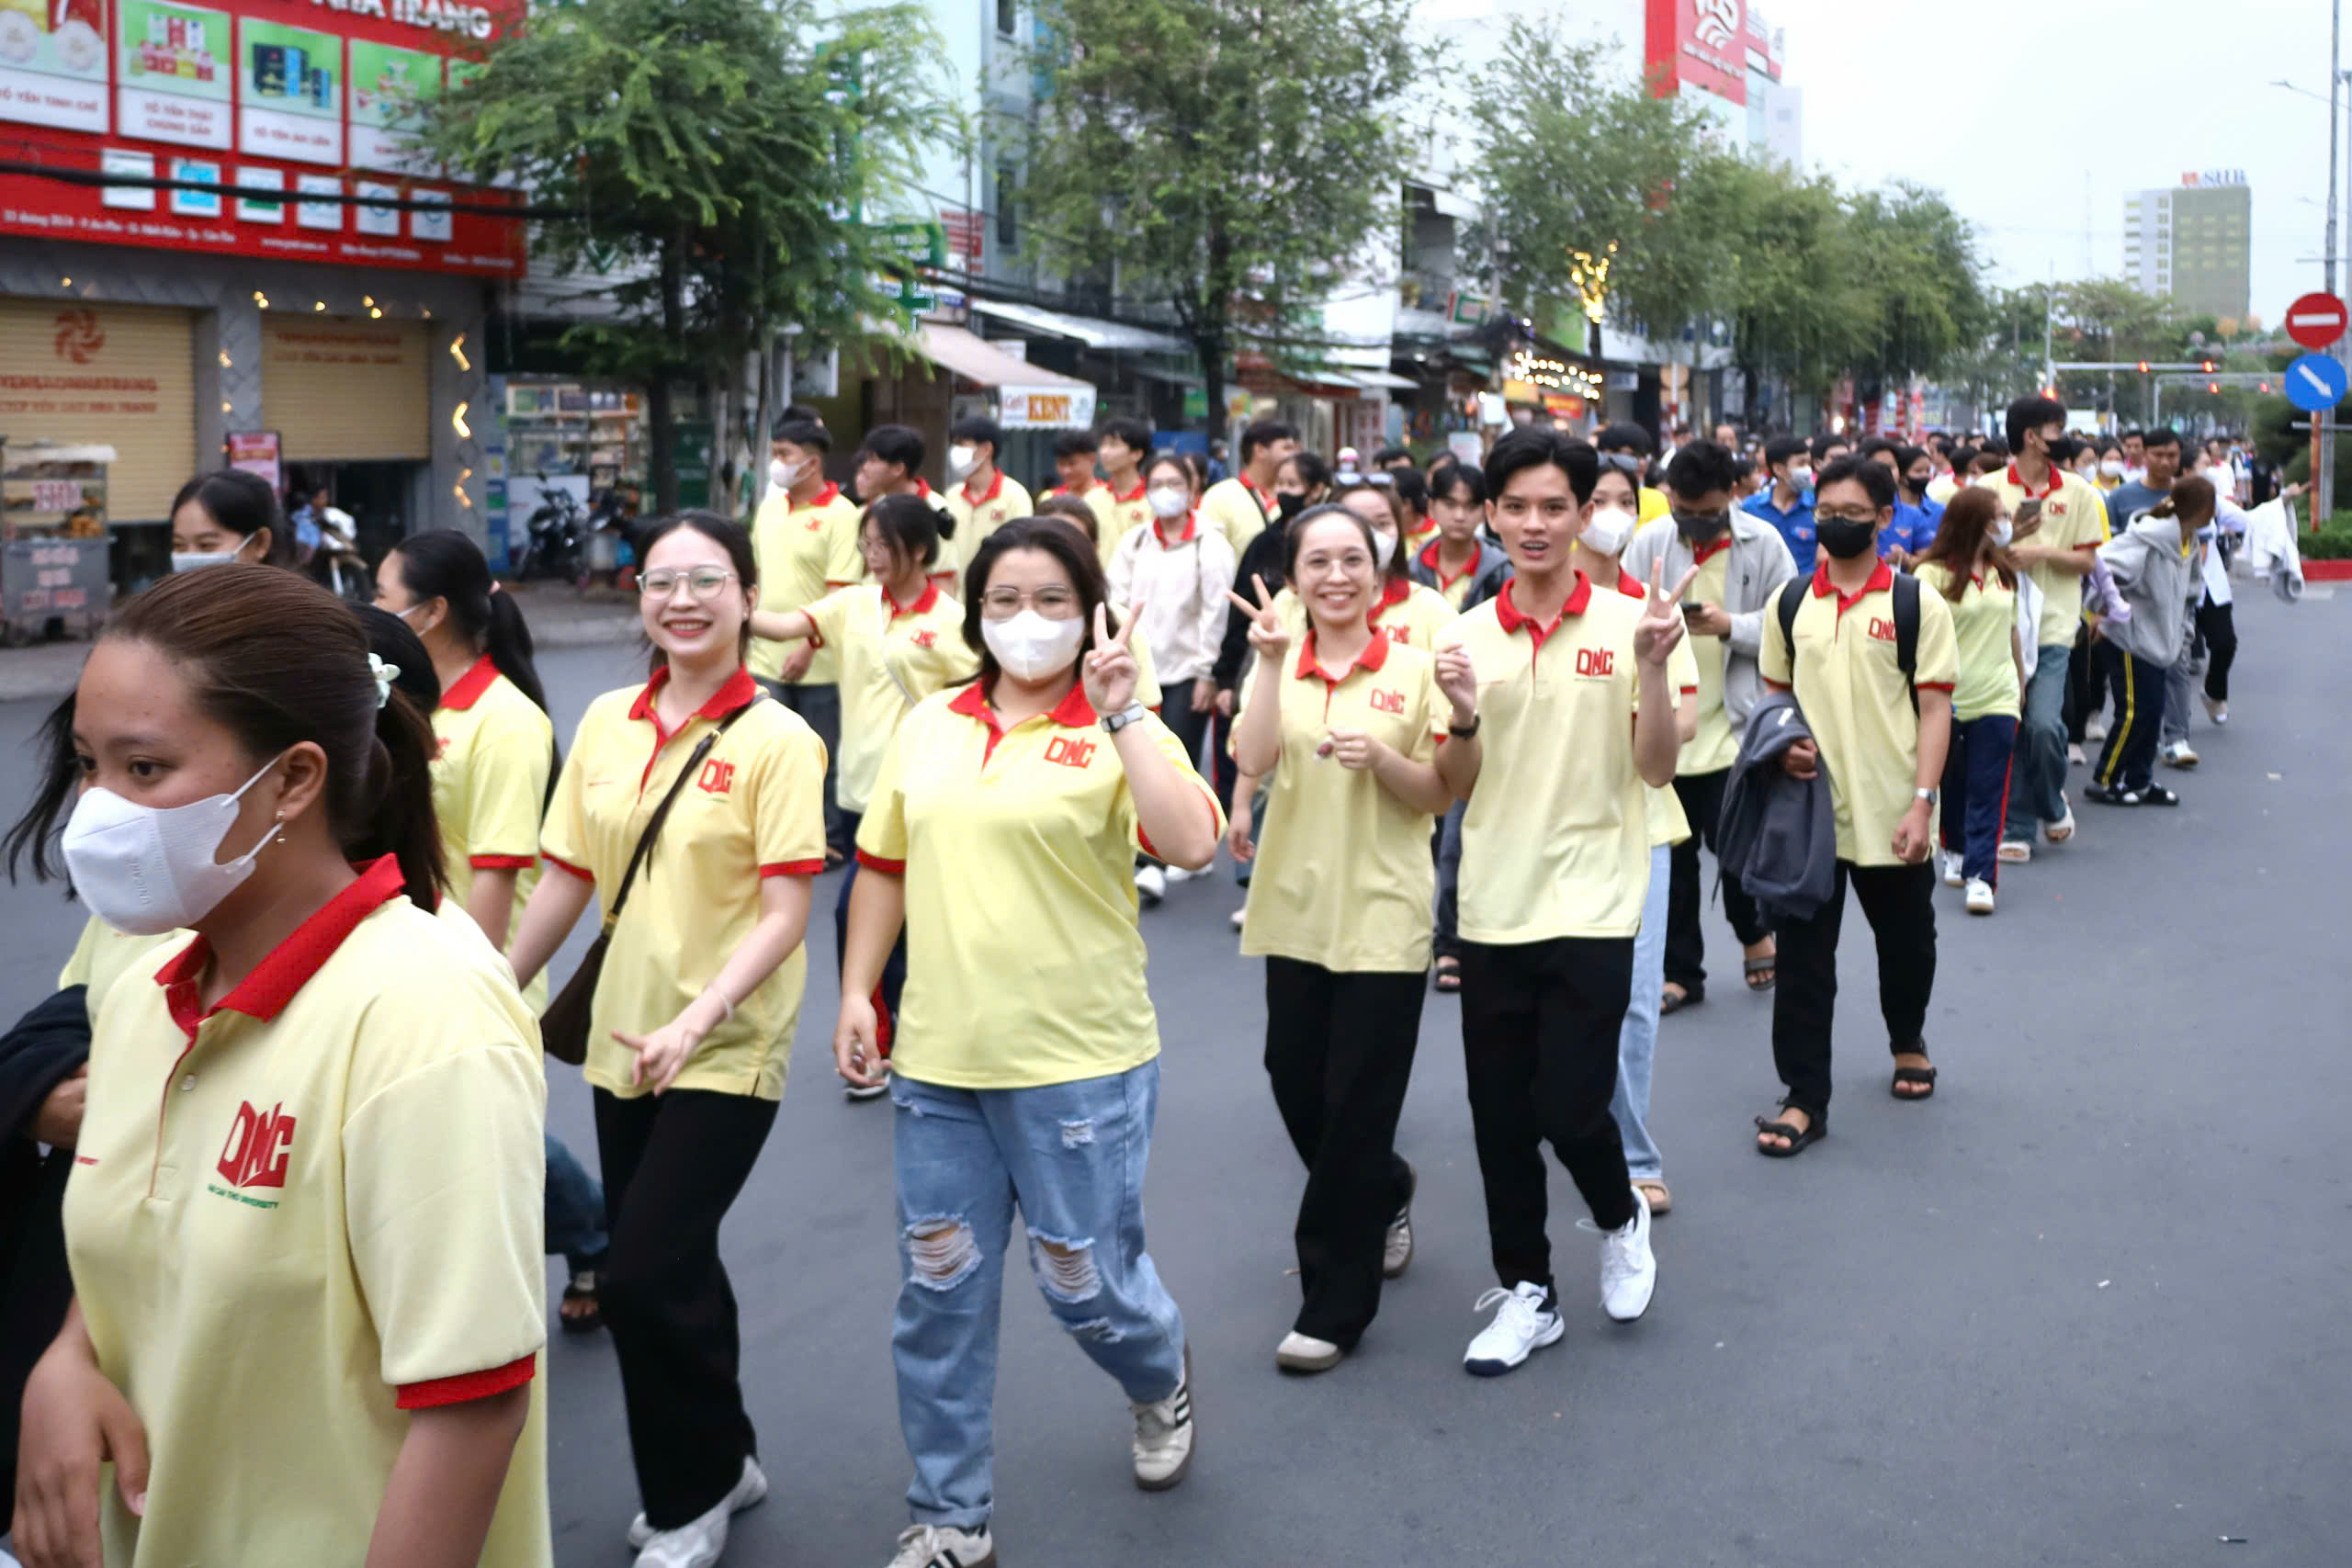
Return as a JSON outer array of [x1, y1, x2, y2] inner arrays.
[[283, 460, 424, 566]]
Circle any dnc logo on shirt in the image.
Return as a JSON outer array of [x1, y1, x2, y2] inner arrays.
[[209, 1100, 297, 1210]]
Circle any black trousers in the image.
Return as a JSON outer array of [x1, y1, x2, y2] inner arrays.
[[1664, 766, 1772, 994], [594, 1087, 780, 1529], [1459, 937, 1639, 1293], [2064, 622, 2101, 743], [2198, 599, 2238, 702], [1770, 860, 1936, 1118], [1262, 957, 1423, 1348], [2093, 640, 2165, 792], [1159, 678, 1216, 780]]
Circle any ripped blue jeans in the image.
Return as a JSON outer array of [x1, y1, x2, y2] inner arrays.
[[890, 1061, 1186, 1530]]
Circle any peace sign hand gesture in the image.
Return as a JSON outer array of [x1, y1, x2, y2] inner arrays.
[[1084, 599, 1144, 715], [1223, 574, 1291, 663], [1633, 555, 1700, 670]]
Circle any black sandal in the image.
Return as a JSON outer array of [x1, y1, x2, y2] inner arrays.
[[1661, 983, 1702, 1015], [1891, 1065, 1939, 1100], [1743, 954, 1776, 992], [1433, 956, 1462, 994], [1754, 1103, 1826, 1157], [560, 1272, 605, 1335]]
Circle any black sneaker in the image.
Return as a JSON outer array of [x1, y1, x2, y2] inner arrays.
[[2139, 784, 2181, 806], [2083, 784, 2140, 807]]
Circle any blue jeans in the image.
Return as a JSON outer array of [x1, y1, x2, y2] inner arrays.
[[545, 1132, 608, 1275], [2004, 645, 2071, 839], [1610, 843, 1669, 1182], [1940, 714, 2018, 886], [890, 1063, 1185, 1531], [1431, 800, 1466, 959]]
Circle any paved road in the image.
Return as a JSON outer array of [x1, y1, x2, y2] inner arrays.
[[0, 592, 2345, 1567]]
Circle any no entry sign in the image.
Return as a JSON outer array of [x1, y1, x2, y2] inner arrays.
[[2286, 292, 2348, 351]]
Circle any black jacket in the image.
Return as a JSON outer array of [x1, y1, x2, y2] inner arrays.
[[0, 984, 93, 1501], [1213, 518, 1293, 690]]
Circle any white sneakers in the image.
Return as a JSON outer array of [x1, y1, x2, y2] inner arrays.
[[1164, 865, 1196, 885], [887, 1524, 996, 1568], [1134, 863, 1167, 906], [628, 1456, 768, 1567], [845, 1061, 892, 1101], [2162, 739, 2199, 768], [1939, 852, 1964, 888], [2202, 693, 2228, 725], [1275, 1330, 1344, 1373], [1964, 877, 1996, 916], [1464, 1280, 1563, 1376], [1129, 1349, 1194, 1491], [1384, 1165, 1417, 1279], [1593, 1190, 1657, 1323], [2067, 741, 2086, 766], [1229, 905, 1248, 930]]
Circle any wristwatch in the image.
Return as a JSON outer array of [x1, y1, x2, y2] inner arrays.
[[1913, 786, 1935, 803], [1449, 715, 1481, 739], [1102, 703, 1149, 736]]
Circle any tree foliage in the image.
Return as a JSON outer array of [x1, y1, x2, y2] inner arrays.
[[1019, 0, 1421, 427], [421, 0, 958, 510]]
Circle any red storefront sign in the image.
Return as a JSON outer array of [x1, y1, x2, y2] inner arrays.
[[0, 0, 522, 276], [1645, 0, 1747, 107]]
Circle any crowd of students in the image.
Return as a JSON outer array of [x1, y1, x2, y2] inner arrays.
[[0, 389, 2293, 1568]]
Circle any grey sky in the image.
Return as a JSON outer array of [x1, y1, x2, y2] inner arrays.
[[1763, 0, 2340, 329]]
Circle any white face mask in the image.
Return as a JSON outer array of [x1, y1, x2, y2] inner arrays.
[[62, 754, 286, 936], [2099, 459, 2124, 479], [948, 444, 979, 480], [1579, 505, 1636, 558], [770, 457, 806, 491], [1786, 466, 1814, 491], [171, 550, 239, 574], [1370, 527, 1398, 570], [1990, 517, 2014, 547], [980, 609, 1087, 682], [1147, 483, 1190, 520]]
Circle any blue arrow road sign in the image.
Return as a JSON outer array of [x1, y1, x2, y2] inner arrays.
[[2284, 352, 2348, 412]]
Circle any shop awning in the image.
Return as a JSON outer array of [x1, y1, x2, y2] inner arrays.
[[1341, 367, 1419, 390], [911, 324, 1099, 429], [969, 299, 1190, 355]]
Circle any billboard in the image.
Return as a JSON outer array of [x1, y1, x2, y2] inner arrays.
[[0, 0, 520, 276], [1645, 0, 1747, 107]]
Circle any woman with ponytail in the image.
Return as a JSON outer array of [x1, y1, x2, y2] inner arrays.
[[6, 564, 550, 1568]]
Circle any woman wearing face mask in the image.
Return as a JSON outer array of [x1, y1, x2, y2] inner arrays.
[[749, 495, 976, 1100], [834, 518, 1221, 1568], [1227, 505, 1480, 1372], [504, 512, 826, 1568], [1110, 454, 1238, 779], [1911, 488, 2025, 916], [6, 565, 550, 1568], [167, 468, 298, 571]]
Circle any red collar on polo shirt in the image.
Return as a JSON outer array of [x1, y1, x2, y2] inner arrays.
[[628, 665, 761, 783], [441, 653, 498, 711], [912, 479, 933, 500], [790, 481, 842, 512], [1154, 513, 1199, 547], [884, 581, 941, 622], [960, 470, 1005, 508], [1419, 538, 1477, 592], [1241, 477, 1276, 515], [1048, 479, 1096, 499], [155, 854, 407, 1033], [2005, 461, 2062, 501], [947, 677, 1098, 764], [1111, 479, 1146, 503], [1291, 625, 1392, 683], [1495, 570, 1593, 654], [1810, 558, 1894, 619], [1365, 576, 1412, 624], [1614, 570, 1645, 599], [1691, 535, 1733, 564]]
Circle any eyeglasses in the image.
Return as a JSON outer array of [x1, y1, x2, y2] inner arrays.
[[1814, 506, 1882, 525], [639, 568, 738, 599], [980, 585, 1081, 619]]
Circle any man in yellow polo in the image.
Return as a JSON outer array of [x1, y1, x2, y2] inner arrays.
[[1198, 418, 1295, 558], [943, 414, 1035, 581], [752, 415, 864, 860]]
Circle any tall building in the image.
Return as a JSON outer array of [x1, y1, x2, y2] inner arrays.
[[1643, 0, 1802, 164], [2122, 173, 2253, 322]]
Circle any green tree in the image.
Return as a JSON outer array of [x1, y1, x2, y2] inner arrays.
[[1019, 0, 1420, 432], [1843, 182, 1988, 405], [1714, 158, 1877, 416], [423, 0, 958, 512]]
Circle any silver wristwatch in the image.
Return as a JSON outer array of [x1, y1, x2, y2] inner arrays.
[[1101, 703, 1149, 736], [1913, 786, 1935, 803]]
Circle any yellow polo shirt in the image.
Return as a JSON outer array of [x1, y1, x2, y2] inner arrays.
[[63, 856, 549, 1568], [1046, 481, 1119, 562], [750, 481, 865, 683], [1638, 485, 1670, 524], [1415, 537, 1486, 609], [1979, 463, 2110, 649], [541, 667, 827, 1100], [1441, 574, 1657, 942], [1683, 545, 1739, 773], [1760, 560, 1959, 866], [1275, 577, 1459, 659], [803, 581, 978, 814], [432, 656, 554, 1006], [1239, 633, 1448, 972], [1913, 562, 2021, 721], [942, 470, 1035, 590], [1199, 476, 1277, 558], [856, 680, 1223, 1089], [59, 919, 175, 1026], [1101, 478, 1152, 568]]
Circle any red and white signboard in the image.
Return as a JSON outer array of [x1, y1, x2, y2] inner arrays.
[[2285, 291, 2348, 352], [1645, 0, 1747, 107], [0, 0, 520, 277]]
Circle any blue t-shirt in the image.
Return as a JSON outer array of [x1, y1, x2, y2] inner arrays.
[[1882, 501, 1940, 558], [1743, 488, 1815, 558]]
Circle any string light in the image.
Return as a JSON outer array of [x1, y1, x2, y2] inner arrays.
[[453, 466, 474, 510], [252, 290, 269, 308], [313, 300, 326, 312], [217, 349, 231, 368], [451, 400, 471, 439], [59, 276, 70, 287], [448, 333, 470, 372], [1568, 241, 1618, 326]]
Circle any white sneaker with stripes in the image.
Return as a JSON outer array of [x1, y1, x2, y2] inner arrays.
[[1129, 1348, 1194, 1490]]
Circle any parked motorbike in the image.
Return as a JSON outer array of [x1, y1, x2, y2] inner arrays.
[[514, 476, 587, 582]]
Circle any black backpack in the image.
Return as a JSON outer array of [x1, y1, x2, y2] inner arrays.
[[1775, 570, 1921, 711]]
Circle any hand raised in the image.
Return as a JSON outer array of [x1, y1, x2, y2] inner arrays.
[[1634, 555, 1699, 668], [1224, 573, 1290, 662], [1434, 642, 1478, 725], [1083, 599, 1143, 716]]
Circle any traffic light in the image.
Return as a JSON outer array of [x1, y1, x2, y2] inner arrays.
[[2261, 380, 2272, 394], [2138, 361, 2150, 373], [2208, 381, 2219, 394], [2201, 360, 2215, 373]]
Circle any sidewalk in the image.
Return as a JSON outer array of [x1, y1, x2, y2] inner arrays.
[[0, 580, 641, 703]]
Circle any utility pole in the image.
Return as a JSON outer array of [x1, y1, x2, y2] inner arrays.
[[2324, 0, 2342, 523], [2042, 265, 2056, 400]]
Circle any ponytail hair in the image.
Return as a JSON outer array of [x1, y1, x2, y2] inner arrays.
[[2153, 474, 2215, 525], [5, 565, 446, 910], [390, 530, 550, 715]]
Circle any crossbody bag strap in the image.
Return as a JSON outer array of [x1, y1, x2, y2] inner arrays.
[[601, 695, 759, 931]]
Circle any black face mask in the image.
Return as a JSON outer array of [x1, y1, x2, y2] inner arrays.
[[1672, 509, 1728, 543], [1275, 491, 1306, 523], [1817, 516, 1877, 559], [2042, 434, 2075, 465]]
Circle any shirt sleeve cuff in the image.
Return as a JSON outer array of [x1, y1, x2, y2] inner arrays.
[[395, 1353, 536, 1410], [543, 854, 594, 884], [1916, 681, 1956, 692], [855, 850, 906, 874], [468, 853, 537, 871], [759, 860, 826, 877]]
